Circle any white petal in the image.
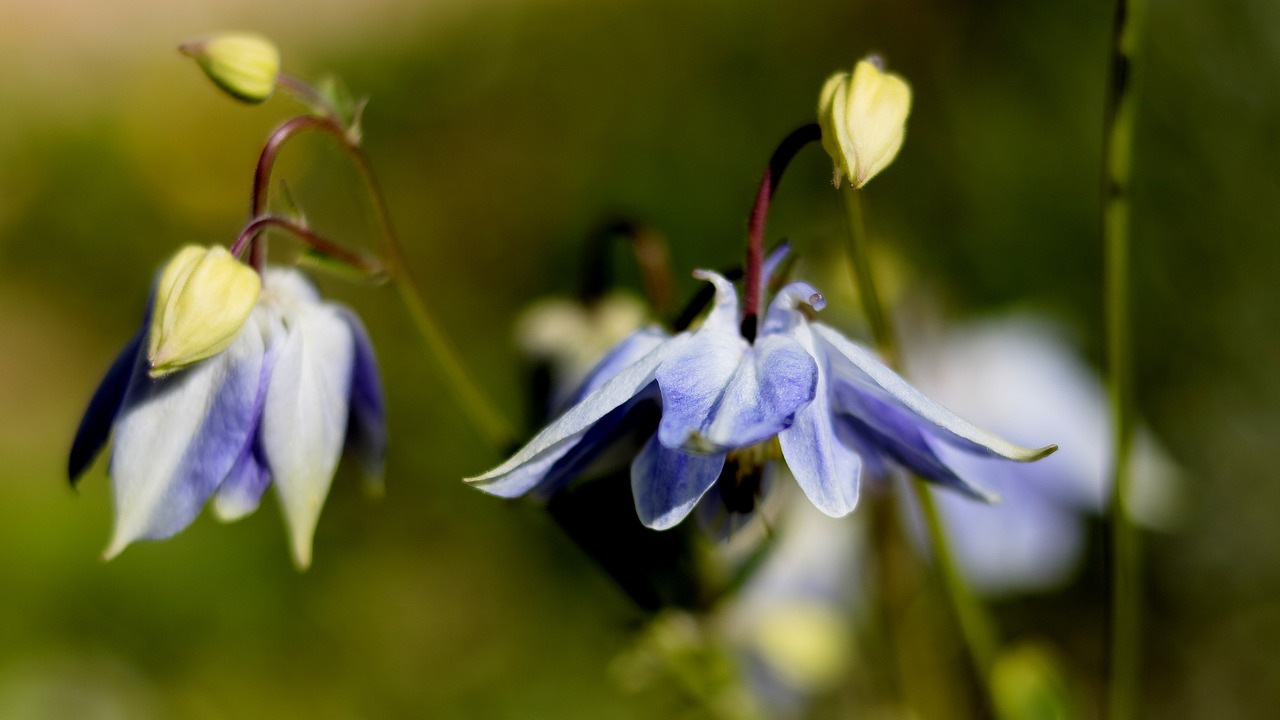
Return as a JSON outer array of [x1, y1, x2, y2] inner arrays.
[[261, 302, 355, 569], [105, 322, 265, 558]]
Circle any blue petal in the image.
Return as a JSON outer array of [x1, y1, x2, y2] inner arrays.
[[777, 324, 861, 517], [337, 307, 387, 480], [69, 329, 144, 485], [104, 321, 266, 558], [466, 332, 685, 493], [834, 387, 994, 501], [658, 333, 817, 454], [630, 433, 726, 530], [812, 323, 1056, 462], [212, 311, 283, 522]]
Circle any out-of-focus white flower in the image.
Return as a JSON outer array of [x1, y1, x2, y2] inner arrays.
[[905, 313, 1182, 594]]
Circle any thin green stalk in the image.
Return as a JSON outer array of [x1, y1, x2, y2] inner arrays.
[[343, 140, 516, 450], [255, 113, 515, 449], [841, 182, 997, 698], [840, 186, 899, 369], [1104, 0, 1146, 717]]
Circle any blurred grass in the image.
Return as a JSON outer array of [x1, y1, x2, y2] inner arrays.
[[2, 0, 1279, 717]]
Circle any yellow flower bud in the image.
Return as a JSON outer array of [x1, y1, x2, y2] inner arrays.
[[817, 56, 912, 188], [148, 245, 261, 378], [180, 32, 281, 104]]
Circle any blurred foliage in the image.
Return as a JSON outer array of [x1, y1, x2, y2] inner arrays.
[[2, 0, 1279, 717]]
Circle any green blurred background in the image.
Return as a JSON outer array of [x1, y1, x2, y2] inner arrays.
[[2, 0, 1278, 717]]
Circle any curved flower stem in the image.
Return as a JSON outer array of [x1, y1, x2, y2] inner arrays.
[[841, 183, 997, 702], [250, 112, 515, 449], [1103, 0, 1146, 717], [741, 123, 822, 341], [231, 215, 384, 277]]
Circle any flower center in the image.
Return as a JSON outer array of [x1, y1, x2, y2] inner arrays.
[[716, 438, 782, 514]]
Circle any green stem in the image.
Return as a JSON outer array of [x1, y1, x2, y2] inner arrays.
[[841, 182, 997, 701], [1104, 0, 1145, 717], [343, 136, 516, 450], [256, 112, 515, 449], [840, 185, 899, 369]]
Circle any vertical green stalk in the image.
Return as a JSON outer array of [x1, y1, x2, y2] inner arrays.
[[840, 187, 899, 369], [841, 182, 997, 696], [342, 141, 517, 450], [1104, 0, 1145, 717], [253, 113, 515, 449]]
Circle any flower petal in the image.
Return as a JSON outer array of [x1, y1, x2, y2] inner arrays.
[[835, 397, 994, 501], [631, 433, 726, 530], [465, 333, 684, 492], [812, 323, 1056, 462], [337, 307, 387, 481], [261, 303, 355, 569], [69, 329, 144, 485], [778, 323, 860, 518], [658, 332, 817, 454], [211, 309, 285, 522], [104, 321, 265, 559]]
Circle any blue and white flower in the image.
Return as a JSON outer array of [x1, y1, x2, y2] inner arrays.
[[466, 271, 1054, 530], [69, 268, 386, 568]]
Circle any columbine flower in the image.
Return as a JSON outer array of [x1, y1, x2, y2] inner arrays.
[[69, 266, 385, 568], [466, 270, 1054, 530], [817, 56, 912, 188]]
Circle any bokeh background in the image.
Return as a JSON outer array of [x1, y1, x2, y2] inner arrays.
[[2, 0, 1278, 717]]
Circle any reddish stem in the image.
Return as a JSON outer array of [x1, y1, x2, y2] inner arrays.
[[740, 123, 822, 341], [231, 216, 382, 275], [248, 115, 349, 271]]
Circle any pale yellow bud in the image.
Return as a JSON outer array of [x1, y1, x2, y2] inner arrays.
[[148, 245, 261, 378], [817, 56, 912, 188], [180, 32, 281, 104]]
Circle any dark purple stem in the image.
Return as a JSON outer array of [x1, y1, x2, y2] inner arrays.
[[248, 115, 348, 272], [231, 216, 382, 275], [740, 123, 822, 341]]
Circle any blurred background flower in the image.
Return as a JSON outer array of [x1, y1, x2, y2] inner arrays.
[[2, 0, 1278, 717]]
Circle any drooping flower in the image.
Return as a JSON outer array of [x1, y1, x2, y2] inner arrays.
[[69, 266, 385, 568], [817, 56, 912, 189], [466, 270, 1054, 530]]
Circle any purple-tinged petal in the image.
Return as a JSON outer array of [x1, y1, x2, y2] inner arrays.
[[658, 333, 817, 454], [812, 323, 1056, 462], [835, 392, 994, 501], [657, 271, 818, 453], [104, 320, 266, 559], [466, 333, 686, 493], [631, 433, 726, 530], [778, 323, 860, 518], [260, 302, 356, 570], [480, 385, 661, 499], [212, 309, 285, 522], [760, 242, 792, 294], [568, 326, 670, 405], [336, 307, 387, 481], [69, 329, 144, 485]]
